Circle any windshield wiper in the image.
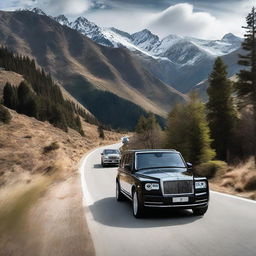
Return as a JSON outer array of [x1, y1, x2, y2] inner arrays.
[[138, 166, 185, 171]]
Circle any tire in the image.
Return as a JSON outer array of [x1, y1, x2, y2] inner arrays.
[[132, 189, 144, 218], [116, 181, 125, 201], [192, 206, 208, 216]]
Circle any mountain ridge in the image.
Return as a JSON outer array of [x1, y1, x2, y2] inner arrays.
[[47, 10, 242, 93], [0, 9, 186, 129]]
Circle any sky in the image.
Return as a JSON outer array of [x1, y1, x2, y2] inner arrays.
[[0, 0, 256, 39]]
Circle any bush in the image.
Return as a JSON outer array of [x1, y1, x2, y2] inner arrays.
[[43, 142, 60, 154], [0, 104, 12, 124], [244, 175, 256, 191], [98, 125, 105, 139], [195, 160, 227, 179]]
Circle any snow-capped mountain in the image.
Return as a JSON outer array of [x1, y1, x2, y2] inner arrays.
[[51, 14, 242, 66], [25, 9, 242, 93], [17, 7, 47, 16], [54, 15, 70, 26], [50, 13, 242, 92]]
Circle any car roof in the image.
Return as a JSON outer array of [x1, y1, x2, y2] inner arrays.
[[123, 149, 179, 153]]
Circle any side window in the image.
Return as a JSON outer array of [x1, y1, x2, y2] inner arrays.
[[124, 154, 130, 166], [127, 153, 132, 165], [121, 154, 127, 168]]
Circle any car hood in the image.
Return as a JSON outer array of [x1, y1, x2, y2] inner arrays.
[[135, 168, 193, 181], [104, 154, 120, 157]]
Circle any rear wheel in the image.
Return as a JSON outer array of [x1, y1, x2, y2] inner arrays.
[[116, 181, 125, 201], [192, 206, 208, 216], [132, 190, 144, 218]]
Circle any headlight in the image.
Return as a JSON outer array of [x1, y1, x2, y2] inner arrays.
[[103, 155, 109, 159], [195, 181, 207, 189], [145, 183, 160, 191]]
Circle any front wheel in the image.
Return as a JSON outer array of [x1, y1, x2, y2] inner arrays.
[[132, 190, 144, 218], [116, 181, 125, 201], [192, 206, 208, 216]]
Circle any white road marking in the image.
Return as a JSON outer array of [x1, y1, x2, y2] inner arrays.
[[79, 143, 256, 205]]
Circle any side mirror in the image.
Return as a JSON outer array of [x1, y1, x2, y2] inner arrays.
[[101, 153, 103, 155], [124, 164, 132, 173], [187, 162, 192, 168]]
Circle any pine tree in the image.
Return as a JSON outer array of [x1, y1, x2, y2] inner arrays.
[[17, 81, 38, 117], [206, 57, 236, 161], [165, 94, 215, 165], [236, 7, 256, 161], [0, 104, 12, 124], [3, 83, 17, 109], [132, 113, 162, 149]]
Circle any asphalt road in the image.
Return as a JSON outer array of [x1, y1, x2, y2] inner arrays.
[[80, 143, 256, 256]]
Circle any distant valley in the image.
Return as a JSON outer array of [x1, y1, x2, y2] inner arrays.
[[0, 9, 188, 129]]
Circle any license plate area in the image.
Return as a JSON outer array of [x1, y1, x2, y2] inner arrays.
[[172, 197, 189, 203]]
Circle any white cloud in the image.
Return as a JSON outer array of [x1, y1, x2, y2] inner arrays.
[[0, 0, 91, 15], [146, 3, 222, 39], [0, 1, 251, 39], [37, 0, 90, 15]]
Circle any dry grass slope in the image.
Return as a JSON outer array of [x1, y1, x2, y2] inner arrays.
[[0, 109, 121, 256]]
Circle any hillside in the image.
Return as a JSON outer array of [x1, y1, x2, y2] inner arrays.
[[0, 10, 186, 129], [0, 108, 121, 256], [0, 69, 24, 97], [0, 69, 93, 117]]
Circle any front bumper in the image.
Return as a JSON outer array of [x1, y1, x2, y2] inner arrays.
[[143, 192, 209, 208], [102, 159, 120, 165]]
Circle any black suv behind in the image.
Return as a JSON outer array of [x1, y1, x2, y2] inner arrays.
[[116, 149, 209, 218]]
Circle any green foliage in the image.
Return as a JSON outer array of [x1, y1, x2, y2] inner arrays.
[[3, 82, 18, 109], [0, 46, 92, 135], [66, 77, 165, 131], [98, 125, 105, 139], [235, 7, 256, 161], [17, 81, 38, 118], [0, 104, 12, 124], [165, 94, 215, 165], [135, 113, 160, 133], [206, 57, 236, 161], [236, 7, 256, 110], [194, 160, 227, 179], [130, 113, 162, 149]]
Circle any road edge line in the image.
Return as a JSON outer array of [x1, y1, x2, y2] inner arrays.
[[210, 190, 256, 204], [79, 145, 256, 206]]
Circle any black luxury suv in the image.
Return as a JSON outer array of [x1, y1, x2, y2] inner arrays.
[[116, 149, 209, 218]]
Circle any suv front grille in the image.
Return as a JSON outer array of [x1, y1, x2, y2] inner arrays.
[[109, 156, 118, 160], [163, 180, 193, 195]]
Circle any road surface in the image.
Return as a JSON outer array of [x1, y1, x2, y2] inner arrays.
[[80, 143, 256, 256]]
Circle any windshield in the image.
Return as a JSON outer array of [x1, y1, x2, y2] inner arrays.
[[104, 149, 119, 154], [136, 152, 186, 170]]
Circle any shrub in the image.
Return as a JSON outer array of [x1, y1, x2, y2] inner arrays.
[[244, 175, 256, 191], [0, 104, 12, 124], [98, 125, 105, 139], [43, 142, 60, 154], [195, 160, 227, 179]]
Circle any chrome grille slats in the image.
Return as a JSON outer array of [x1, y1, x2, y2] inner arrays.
[[163, 180, 193, 195]]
